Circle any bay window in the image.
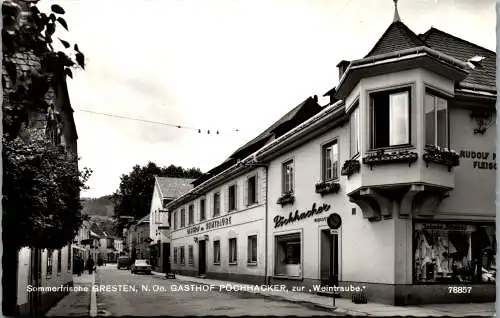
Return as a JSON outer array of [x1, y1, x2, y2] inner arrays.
[[425, 92, 448, 148], [370, 88, 410, 149]]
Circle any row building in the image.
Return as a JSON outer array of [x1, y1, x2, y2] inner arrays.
[[163, 3, 496, 306]]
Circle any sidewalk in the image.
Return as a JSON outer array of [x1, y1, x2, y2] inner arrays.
[[152, 271, 495, 316], [45, 273, 95, 317]]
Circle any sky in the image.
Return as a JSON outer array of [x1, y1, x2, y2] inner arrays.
[[36, 0, 496, 198]]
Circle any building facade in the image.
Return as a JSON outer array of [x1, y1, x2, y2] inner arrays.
[[164, 5, 495, 306], [148, 176, 194, 272]]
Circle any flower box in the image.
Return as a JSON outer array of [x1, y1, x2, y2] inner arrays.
[[315, 180, 340, 195], [341, 160, 360, 178], [423, 145, 460, 171], [276, 192, 295, 206], [362, 149, 418, 169]]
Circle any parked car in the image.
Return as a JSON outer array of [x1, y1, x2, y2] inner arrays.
[[117, 256, 131, 270], [131, 259, 152, 274]]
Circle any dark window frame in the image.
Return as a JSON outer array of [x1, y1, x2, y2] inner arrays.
[[229, 238, 237, 264], [200, 198, 206, 221], [180, 208, 186, 228], [247, 175, 257, 205], [282, 159, 294, 194], [213, 240, 221, 265], [228, 184, 237, 211], [424, 88, 450, 149], [349, 102, 360, 157], [213, 192, 221, 217], [188, 204, 194, 225], [369, 87, 412, 150], [322, 139, 339, 182], [247, 235, 258, 264]]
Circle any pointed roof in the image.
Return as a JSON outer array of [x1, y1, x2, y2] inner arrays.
[[155, 176, 195, 200], [365, 21, 428, 58], [420, 27, 496, 89]]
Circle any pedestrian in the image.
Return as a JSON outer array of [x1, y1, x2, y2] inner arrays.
[[76, 256, 83, 276], [86, 256, 95, 275]]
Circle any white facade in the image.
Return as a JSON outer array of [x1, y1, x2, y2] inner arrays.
[[149, 183, 169, 244], [170, 168, 267, 282]]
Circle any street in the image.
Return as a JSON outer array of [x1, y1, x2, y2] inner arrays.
[[95, 265, 334, 316]]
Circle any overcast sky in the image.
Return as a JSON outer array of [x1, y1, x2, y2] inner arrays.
[[37, 0, 496, 198]]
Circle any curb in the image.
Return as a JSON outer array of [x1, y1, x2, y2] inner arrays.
[[151, 272, 355, 315]]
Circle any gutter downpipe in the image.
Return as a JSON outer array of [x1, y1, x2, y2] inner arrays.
[[264, 164, 269, 285]]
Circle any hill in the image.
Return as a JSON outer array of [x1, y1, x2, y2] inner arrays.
[[81, 195, 115, 217]]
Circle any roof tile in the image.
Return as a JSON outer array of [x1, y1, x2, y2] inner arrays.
[[155, 177, 195, 199]]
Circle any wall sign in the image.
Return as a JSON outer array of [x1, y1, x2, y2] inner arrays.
[[186, 216, 232, 235], [459, 150, 496, 170], [274, 203, 331, 228]]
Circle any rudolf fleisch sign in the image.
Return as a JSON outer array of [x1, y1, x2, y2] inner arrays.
[[274, 203, 331, 228]]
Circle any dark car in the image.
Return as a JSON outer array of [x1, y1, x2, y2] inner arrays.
[[117, 256, 131, 270], [131, 259, 152, 274]]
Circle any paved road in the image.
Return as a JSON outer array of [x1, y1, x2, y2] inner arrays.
[[95, 265, 334, 316]]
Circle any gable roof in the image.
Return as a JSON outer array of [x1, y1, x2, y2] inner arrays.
[[419, 27, 496, 89], [365, 21, 428, 58], [155, 176, 195, 200]]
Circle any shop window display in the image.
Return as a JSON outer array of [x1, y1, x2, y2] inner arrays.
[[414, 223, 495, 283], [275, 233, 301, 277]]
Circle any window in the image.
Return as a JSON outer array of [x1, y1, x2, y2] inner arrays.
[[188, 245, 194, 265], [425, 92, 448, 148], [213, 240, 221, 264], [322, 141, 339, 181], [370, 88, 410, 149], [200, 199, 206, 221], [57, 249, 62, 273], [247, 176, 257, 205], [275, 233, 301, 277], [173, 211, 178, 230], [67, 246, 72, 271], [173, 247, 177, 264], [350, 104, 360, 156], [228, 185, 237, 211], [282, 160, 294, 194], [46, 250, 53, 278], [247, 235, 257, 264], [180, 208, 185, 228], [188, 205, 194, 225], [229, 238, 237, 264], [413, 223, 495, 284], [213, 192, 220, 217], [180, 246, 185, 265]]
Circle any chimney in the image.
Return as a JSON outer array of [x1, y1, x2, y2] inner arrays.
[[336, 60, 350, 80]]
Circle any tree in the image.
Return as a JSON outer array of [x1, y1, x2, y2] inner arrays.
[[112, 162, 203, 234], [2, 1, 89, 315]]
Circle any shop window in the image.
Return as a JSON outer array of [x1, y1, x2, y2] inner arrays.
[[46, 250, 53, 278], [349, 104, 360, 157], [229, 238, 237, 264], [275, 233, 301, 277], [173, 247, 177, 264], [247, 235, 257, 264], [200, 199, 206, 221], [414, 223, 495, 284], [188, 245, 194, 265], [67, 246, 72, 271], [57, 249, 62, 273], [173, 211, 178, 230], [322, 140, 339, 181], [282, 160, 294, 194], [247, 176, 257, 205], [180, 246, 185, 265], [213, 192, 221, 217], [180, 208, 186, 228], [425, 92, 448, 148], [188, 204, 194, 225], [370, 88, 410, 149], [228, 185, 237, 211], [213, 240, 221, 264]]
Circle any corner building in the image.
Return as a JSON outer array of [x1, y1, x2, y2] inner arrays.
[[165, 6, 495, 306]]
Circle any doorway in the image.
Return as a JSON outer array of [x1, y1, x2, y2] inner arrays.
[[198, 240, 206, 276], [162, 243, 170, 273], [320, 229, 339, 287]]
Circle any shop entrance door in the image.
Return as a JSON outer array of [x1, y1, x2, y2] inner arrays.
[[198, 240, 206, 276], [320, 229, 339, 287]]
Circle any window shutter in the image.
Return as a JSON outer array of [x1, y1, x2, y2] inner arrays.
[[224, 188, 229, 212], [243, 178, 248, 206]]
